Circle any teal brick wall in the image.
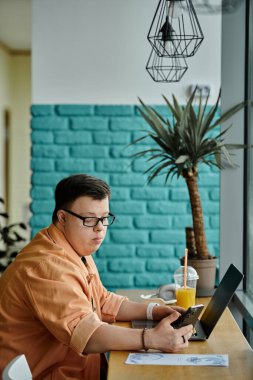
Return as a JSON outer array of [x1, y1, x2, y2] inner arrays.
[[30, 104, 220, 290]]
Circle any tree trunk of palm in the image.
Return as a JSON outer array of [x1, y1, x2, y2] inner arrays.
[[183, 169, 210, 259]]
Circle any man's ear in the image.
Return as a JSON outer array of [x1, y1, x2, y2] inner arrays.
[[57, 210, 66, 225]]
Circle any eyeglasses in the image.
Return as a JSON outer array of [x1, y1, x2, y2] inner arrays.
[[62, 209, 115, 227]]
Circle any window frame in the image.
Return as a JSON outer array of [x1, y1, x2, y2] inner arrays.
[[221, 0, 253, 346]]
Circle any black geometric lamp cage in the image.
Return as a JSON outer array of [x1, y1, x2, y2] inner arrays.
[[148, 0, 204, 58], [146, 48, 188, 82]]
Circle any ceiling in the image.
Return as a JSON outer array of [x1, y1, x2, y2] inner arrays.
[[0, 0, 31, 51]]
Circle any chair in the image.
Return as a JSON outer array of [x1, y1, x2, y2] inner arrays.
[[2, 354, 32, 380]]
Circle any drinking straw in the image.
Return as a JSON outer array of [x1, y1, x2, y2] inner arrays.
[[184, 248, 188, 289]]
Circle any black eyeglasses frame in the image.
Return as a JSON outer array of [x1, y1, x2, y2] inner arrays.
[[62, 209, 115, 227]]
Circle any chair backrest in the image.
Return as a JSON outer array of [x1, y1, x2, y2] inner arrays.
[[2, 354, 32, 380]]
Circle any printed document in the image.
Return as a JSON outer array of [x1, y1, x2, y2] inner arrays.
[[125, 353, 228, 366]]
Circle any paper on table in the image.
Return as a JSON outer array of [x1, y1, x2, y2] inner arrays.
[[125, 353, 228, 367]]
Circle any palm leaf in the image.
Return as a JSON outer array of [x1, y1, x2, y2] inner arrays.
[[130, 90, 250, 185], [172, 94, 183, 120], [199, 91, 221, 139], [138, 99, 169, 142], [144, 157, 169, 175], [165, 166, 178, 183], [221, 145, 237, 167], [150, 135, 170, 152], [131, 148, 162, 158], [129, 134, 150, 146], [163, 95, 181, 121], [151, 107, 168, 126], [225, 143, 250, 150], [198, 88, 211, 129], [211, 101, 246, 129], [147, 153, 170, 162], [175, 155, 190, 164], [147, 160, 175, 183], [137, 105, 159, 135]]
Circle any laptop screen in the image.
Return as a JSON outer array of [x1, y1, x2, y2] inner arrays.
[[200, 264, 243, 338]]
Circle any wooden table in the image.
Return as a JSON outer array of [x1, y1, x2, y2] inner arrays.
[[107, 290, 253, 380]]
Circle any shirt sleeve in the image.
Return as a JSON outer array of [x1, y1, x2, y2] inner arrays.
[[87, 257, 129, 323], [24, 256, 106, 354], [70, 312, 105, 353], [100, 287, 128, 323]]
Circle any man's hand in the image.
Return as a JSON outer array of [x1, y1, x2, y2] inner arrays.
[[144, 312, 193, 352], [152, 304, 186, 321]]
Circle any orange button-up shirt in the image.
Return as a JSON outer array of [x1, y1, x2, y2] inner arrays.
[[0, 224, 127, 380]]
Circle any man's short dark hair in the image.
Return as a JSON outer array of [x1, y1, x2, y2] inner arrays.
[[52, 174, 111, 223]]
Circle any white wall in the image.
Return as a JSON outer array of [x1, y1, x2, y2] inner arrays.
[[32, 0, 221, 105]]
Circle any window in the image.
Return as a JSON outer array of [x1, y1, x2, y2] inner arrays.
[[245, 0, 253, 302], [221, 0, 253, 347]]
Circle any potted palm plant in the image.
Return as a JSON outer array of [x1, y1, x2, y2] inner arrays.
[[0, 198, 27, 274], [131, 88, 248, 295]]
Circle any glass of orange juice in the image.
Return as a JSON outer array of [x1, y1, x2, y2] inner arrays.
[[173, 266, 199, 309]]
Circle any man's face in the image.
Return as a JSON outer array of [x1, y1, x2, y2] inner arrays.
[[57, 196, 109, 257]]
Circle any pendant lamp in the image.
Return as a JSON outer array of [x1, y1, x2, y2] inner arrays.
[[148, 0, 204, 58], [146, 48, 188, 82]]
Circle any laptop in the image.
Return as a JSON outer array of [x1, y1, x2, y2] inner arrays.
[[132, 264, 243, 341], [190, 263, 243, 340]]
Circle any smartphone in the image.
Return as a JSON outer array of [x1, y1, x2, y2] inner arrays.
[[131, 304, 204, 329], [171, 304, 204, 329]]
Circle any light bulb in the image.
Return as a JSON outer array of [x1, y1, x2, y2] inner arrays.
[[168, 0, 184, 19], [164, 40, 174, 54]]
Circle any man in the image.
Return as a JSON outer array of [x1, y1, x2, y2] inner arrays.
[[0, 174, 193, 380]]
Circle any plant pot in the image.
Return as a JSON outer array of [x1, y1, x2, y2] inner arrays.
[[180, 257, 218, 297]]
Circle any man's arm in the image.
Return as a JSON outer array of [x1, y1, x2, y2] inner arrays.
[[84, 312, 193, 353], [115, 300, 147, 321], [115, 300, 186, 321]]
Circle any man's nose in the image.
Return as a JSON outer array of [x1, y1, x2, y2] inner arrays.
[[94, 220, 104, 230]]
